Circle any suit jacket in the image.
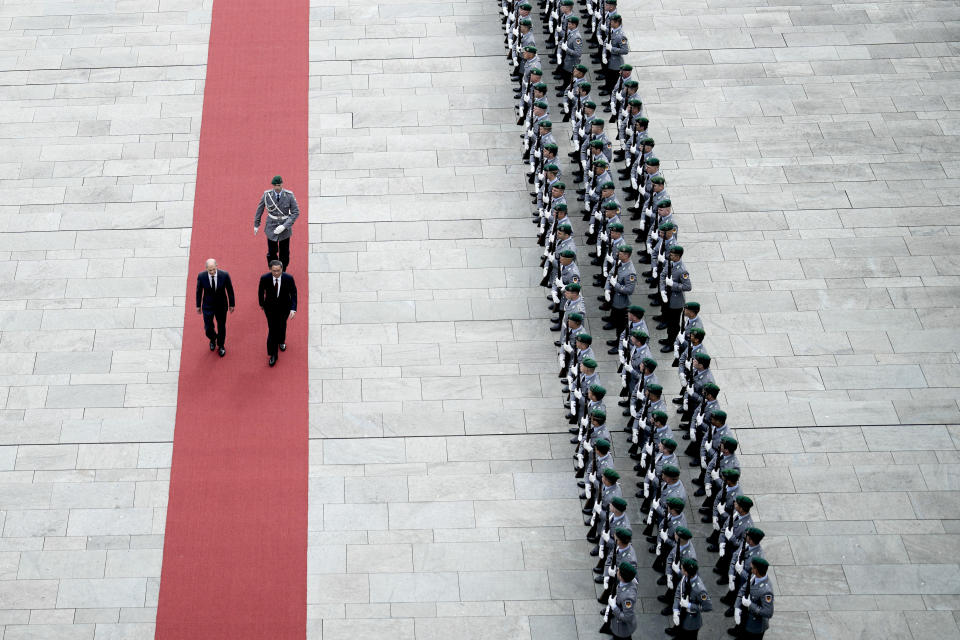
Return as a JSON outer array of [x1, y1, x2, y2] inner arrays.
[[196, 270, 236, 312], [258, 272, 297, 314]]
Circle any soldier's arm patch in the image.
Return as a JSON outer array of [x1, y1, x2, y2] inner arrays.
[[628, 274, 637, 282], [701, 593, 708, 600], [765, 595, 773, 603], [572, 275, 581, 282], [624, 600, 632, 608], [577, 38, 582, 44], [683, 273, 689, 279]]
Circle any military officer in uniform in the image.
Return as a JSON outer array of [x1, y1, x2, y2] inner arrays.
[[667, 558, 713, 639], [601, 562, 639, 639], [254, 175, 300, 271], [730, 557, 773, 639], [603, 244, 637, 337], [557, 15, 583, 88]]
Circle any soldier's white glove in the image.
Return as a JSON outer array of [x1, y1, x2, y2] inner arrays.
[[593, 503, 602, 516], [562, 43, 568, 51], [719, 542, 726, 557], [548, 233, 555, 244], [704, 443, 712, 457], [644, 441, 653, 455], [658, 253, 666, 264], [725, 526, 734, 540], [672, 560, 680, 575], [608, 595, 617, 609], [605, 43, 612, 51], [672, 611, 680, 627], [696, 413, 704, 426], [512, 27, 519, 36], [574, 389, 583, 400], [608, 566, 616, 577], [624, 364, 633, 374], [735, 560, 744, 574], [523, 92, 530, 103], [253, 226, 259, 235], [659, 529, 667, 541], [705, 482, 713, 497], [741, 595, 751, 608], [604, 289, 611, 302], [666, 573, 674, 589], [646, 468, 655, 481], [554, 276, 563, 288], [576, 453, 584, 467], [711, 469, 720, 481], [566, 89, 574, 99], [588, 472, 596, 483], [602, 530, 610, 542], [651, 498, 660, 511], [551, 291, 560, 304], [729, 575, 737, 591], [599, 232, 607, 242], [686, 384, 693, 394], [631, 176, 638, 190], [643, 481, 650, 497], [606, 253, 615, 264], [563, 343, 573, 354], [620, 374, 627, 387], [666, 276, 673, 287], [680, 597, 690, 610], [629, 404, 637, 418], [660, 290, 668, 303], [578, 127, 585, 137]]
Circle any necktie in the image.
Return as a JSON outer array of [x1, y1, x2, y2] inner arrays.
[[274, 278, 279, 297], [212, 275, 216, 290]]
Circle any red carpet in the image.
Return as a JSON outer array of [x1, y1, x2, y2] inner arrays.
[[155, 1, 308, 638]]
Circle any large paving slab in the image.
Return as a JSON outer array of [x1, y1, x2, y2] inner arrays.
[[0, 0, 959, 638]]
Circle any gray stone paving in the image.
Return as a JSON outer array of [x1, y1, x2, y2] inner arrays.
[[0, 0, 959, 638]]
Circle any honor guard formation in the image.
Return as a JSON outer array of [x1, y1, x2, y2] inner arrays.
[[503, 2, 775, 639]]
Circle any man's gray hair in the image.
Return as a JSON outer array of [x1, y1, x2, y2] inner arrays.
[[269, 260, 283, 268]]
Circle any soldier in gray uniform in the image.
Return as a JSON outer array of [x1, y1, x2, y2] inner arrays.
[[601, 562, 639, 639], [666, 299, 703, 357], [592, 488, 628, 554], [667, 558, 713, 639], [550, 249, 581, 312], [720, 528, 764, 611], [586, 467, 622, 540], [601, 15, 629, 92], [640, 436, 678, 506], [696, 437, 741, 507], [684, 382, 720, 459], [644, 463, 685, 536], [557, 15, 583, 87], [653, 245, 692, 351], [254, 175, 300, 271], [650, 496, 687, 568], [660, 526, 697, 609], [603, 244, 637, 337], [553, 280, 586, 332], [678, 351, 714, 421], [596, 526, 637, 597], [695, 409, 731, 485], [730, 557, 774, 639], [711, 495, 755, 575]]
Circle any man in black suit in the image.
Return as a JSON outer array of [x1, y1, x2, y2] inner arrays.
[[258, 259, 298, 367], [195, 258, 235, 357]]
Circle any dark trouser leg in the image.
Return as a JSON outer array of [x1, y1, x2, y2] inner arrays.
[[612, 306, 627, 337], [278, 237, 291, 271], [266, 311, 287, 357], [267, 238, 279, 266], [677, 629, 699, 640], [214, 307, 227, 347], [202, 311, 217, 343], [664, 305, 683, 342]]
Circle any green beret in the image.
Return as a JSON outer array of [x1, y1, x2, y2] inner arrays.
[[530, 68, 543, 75], [554, 203, 567, 211], [712, 409, 727, 421], [601, 181, 616, 190], [661, 438, 677, 450], [565, 282, 581, 293], [658, 198, 672, 208], [603, 201, 620, 210], [579, 81, 592, 91], [609, 223, 624, 232], [591, 118, 605, 126], [610, 497, 628, 511], [670, 245, 684, 256], [618, 244, 633, 254], [640, 137, 655, 146], [559, 249, 576, 259], [533, 83, 547, 91], [567, 15, 580, 23], [271, 175, 283, 185], [602, 468, 620, 481], [665, 496, 685, 509], [681, 557, 699, 571], [689, 327, 705, 338], [630, 329, 647, 340], [594, 159, 609, 168], [703, 383, 720, 395], [752, 557, 770, 570], [651, 410, 668, 423], [544, 163, 559, 172], [628, 98, 642, 106], [721, 468, 741, 479], [576, 332, 591, 343], [676, 526, 693, 539], [558, 223, 573, 234], [647, 383, 663, 393], [736, 495, 754, 509], [721, 436, 738, 450], [581, 357, 597, 369], [519, 2, 532, 7], [628, 305, 645, 316], [614, 526, 632, 541], [584, 100, 596, 108], [575, 64, 589, 73], [567, 311, 583, 322], [534, 100, 548, 109], [624, 80, 639, 88], [645, 157, 660, 166], [590, 139, 604, 148], [595, 437, 610, 448], [694, 352, 711, 365], [552, 180, 565, 189], [544, 143, 559, 152], [618, 562, 637, 580], [589, 384, 606, 397], [540, 120, 553, 129], [642, 357, 657, 369], [746, 527, 765, 542], [619, 62, 631, 70], [561, 0, 575, 5], [658, 222, 676, 232], [650, 175, 665, 185], [637, 117, 649, 126], [524, 45, 537, 53], [520, 18, 532, 26], [661, 464, 680, 478], [685, 301, 700, 311]]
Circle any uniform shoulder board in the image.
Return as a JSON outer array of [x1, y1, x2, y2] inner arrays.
[[765, 594, 773, 602]]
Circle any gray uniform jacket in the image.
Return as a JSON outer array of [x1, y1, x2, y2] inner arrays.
[[731, 543, 764, 584], [607, 27, 629, 68], [724, 512, 754, 550], [674, 574, 712, 630], [666, 540, 697, 577], [661, 258, 692, 309], [255, 188, 300, 241], [562, 28, 583, 70], [612, 259, 637, 308], [688, 367, 715, 407], [605, 542, 638, 574], [610, 579, 639, 637], [739, 576, 774, 633]]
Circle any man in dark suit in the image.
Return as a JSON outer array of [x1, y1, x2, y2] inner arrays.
[[258, 259, 298, 367], [195, 258, 235, 357]]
